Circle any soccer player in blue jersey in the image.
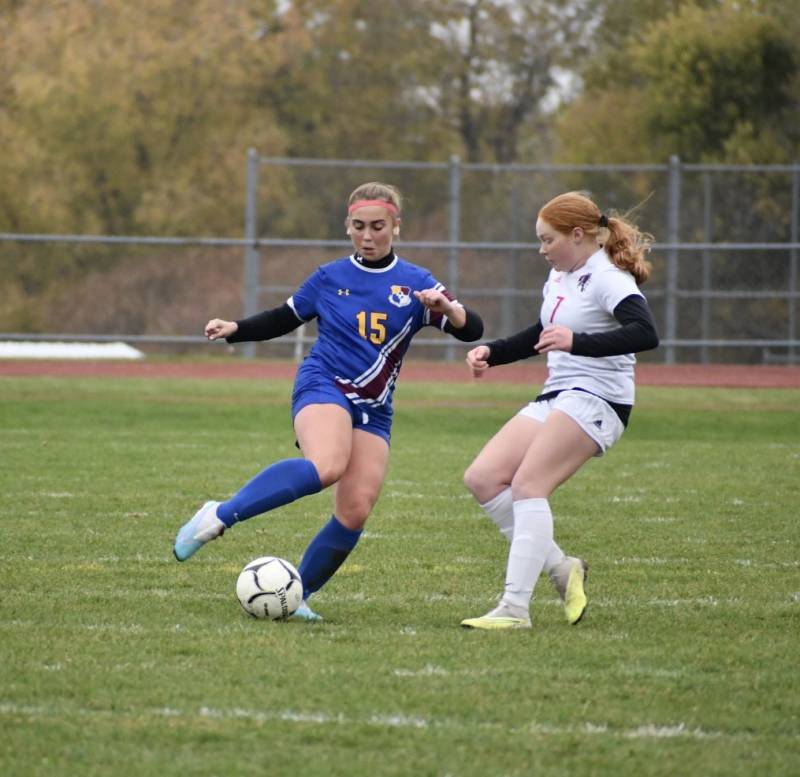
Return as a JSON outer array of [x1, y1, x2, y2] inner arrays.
[[173, 182, 484, 620], [460, 191, 659, 631]]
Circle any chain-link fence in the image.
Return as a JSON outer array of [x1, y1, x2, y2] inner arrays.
[[2, 152, 798, 364]]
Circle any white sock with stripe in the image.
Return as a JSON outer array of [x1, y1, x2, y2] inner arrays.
[[502, 497, 554, 611], [481, 488, 564, 572]]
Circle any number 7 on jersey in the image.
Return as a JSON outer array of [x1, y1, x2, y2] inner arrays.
[[549, 295, 565, 323]]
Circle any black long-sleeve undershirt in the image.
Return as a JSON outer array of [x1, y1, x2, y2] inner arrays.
[[572, 295, 659, 356], [485, 321, 544, 367], [226, 303, 484, 343], [226, 303, 302, 343], [486, 294, 659, 367], [444, 308, 483, 341]]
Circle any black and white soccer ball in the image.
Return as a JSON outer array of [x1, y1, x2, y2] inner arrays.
[[236, 556, 303, 620]]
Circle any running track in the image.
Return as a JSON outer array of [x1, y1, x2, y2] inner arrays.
[[1, 360, 798, 388]]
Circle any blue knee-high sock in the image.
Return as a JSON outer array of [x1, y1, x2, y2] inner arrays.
[[298, 515, 362, 599], [216, 458, 322, 527]]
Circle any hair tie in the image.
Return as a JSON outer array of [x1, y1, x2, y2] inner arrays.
[[598, 213, 609, 228]]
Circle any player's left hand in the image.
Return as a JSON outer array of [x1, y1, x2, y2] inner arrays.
[[535, 324, 574, 353], [414, 289, 452, 313]]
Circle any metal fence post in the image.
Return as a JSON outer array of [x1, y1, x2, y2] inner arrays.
[[503, 179, 521, 337], [242, 148, 260, 359], [664, 155, 681, 364], [446, 155, 461, 361], [791, 164, 798, 364], [701, 172, 713, 364]]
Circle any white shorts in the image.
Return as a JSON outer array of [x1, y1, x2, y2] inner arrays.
[[518, 390, 625, 456]]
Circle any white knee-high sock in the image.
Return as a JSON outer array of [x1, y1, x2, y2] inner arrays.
[[482, 488, 564, 573], [503, 497, 554, 610], [480, 488, 514, 541], [544, 541, 566, 573]]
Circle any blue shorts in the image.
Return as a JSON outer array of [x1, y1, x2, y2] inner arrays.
[[291, 367, 393, 444]]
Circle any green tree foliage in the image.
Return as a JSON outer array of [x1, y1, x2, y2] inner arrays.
[[587, 0, 714, 57], [0, 0, 291, 236], [0, 0, 294, 329], [421, 0, 596, 163], [2, 0, 798, 335], [0, 0, 596, 238], [556, 2, 798, 164], [258, 0, 596, 165], [258, 0, 453, 161]]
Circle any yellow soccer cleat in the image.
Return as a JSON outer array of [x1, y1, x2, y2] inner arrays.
[[549, 557, 588, 625], [460, 602, 532, 630]]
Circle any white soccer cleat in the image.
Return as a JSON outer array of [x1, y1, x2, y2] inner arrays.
[[549, 556, 588, 624], [173, 501, 225, 561], [461, 601, 532, 630], [291, 600, 323, 622]]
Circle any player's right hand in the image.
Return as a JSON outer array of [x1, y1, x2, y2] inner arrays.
[[205, 318, 238, 341], [466, 345, 490, 378]]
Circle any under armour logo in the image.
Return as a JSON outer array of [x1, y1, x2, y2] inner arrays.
[[338, 289, 350, 296]]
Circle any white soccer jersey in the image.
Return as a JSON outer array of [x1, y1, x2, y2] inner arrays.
[[540, 249, 644, 404]]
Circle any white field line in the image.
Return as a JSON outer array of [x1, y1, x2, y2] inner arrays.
[[390, 664, 590, 680], [0, 555, 233, 565], [288, 588, 752, 609], [0, 552, 800, 574], [0, 590, 752, 623], [613, 557, 691, 565], [0, 700, 772, 742], [1, 658, 690, 680], [384, 491, 473, 500], [735, 559, 799, 568], [0, 588, 756, 638]]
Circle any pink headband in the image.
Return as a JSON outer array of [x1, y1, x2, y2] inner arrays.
[[348, 199, 399, 215]]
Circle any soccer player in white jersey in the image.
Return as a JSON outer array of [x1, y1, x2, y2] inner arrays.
[[460, 191, 659, 630], [173, 182, 484, 620]]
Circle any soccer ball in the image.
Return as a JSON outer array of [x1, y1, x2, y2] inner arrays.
[[236, 556, 303, 620]]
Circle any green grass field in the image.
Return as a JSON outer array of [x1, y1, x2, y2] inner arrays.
[[1, 373, 799, 776]]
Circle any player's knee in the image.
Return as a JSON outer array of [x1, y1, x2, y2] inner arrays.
[[464, 463, 492, 502], [336, 495, 374, 528], [510, 472, 552, 501], [310, 457, 348, 488]]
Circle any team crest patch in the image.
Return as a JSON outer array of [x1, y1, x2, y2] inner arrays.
[[388, 284, 412, 308], [577, 273, 592, 291]]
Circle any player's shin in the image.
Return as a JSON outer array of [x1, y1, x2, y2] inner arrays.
[[502, 497, 554, 615], [216, 458, 322, 527], [480, 488, 514, 541], [482, 487, 567, 571], [298, 515, 362, 599]]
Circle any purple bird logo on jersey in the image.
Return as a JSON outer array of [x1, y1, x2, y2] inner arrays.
[[388, 284, 412, 308], [577, 273, 592, 291]]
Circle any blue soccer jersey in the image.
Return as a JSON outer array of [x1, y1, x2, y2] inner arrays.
[[287, 254, 456, 410]]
